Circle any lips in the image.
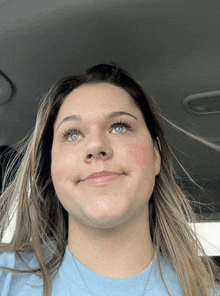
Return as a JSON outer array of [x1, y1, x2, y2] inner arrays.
[[84, 170, 120, 181]]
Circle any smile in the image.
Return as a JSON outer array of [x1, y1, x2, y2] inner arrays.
[[82, 174, 123, 186]]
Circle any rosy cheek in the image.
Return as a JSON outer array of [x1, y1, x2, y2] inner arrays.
[[127, 142, 154, 173]]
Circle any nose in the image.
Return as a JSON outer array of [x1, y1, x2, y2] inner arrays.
[[84, 132, 113, 162]]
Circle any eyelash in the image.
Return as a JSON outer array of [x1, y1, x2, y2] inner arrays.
[[111, 120, 133, 131], [62, 120, 133, 141]]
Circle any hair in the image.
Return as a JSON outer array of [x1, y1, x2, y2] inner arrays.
[[0, 63, 220, 296], [0, 146, 19, 194]]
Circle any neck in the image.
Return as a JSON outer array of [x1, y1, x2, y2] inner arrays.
[[68, 214, 154, 279]]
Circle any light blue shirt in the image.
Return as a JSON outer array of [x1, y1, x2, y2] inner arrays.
[[0, 246, 220, 296]]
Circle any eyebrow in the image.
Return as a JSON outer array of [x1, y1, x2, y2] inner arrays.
[[56, 111, 138, 131]]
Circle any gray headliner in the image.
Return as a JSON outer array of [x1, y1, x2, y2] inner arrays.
[[0, 0, 220, 219]]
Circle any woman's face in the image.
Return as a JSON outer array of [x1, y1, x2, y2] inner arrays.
[[51, 83, 161, 229]]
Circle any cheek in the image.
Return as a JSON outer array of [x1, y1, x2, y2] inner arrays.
[[127, 142, 155, 173], [51, 159, 62, 184], [51, 148, 76, 185], [51, 160, 64, 193]]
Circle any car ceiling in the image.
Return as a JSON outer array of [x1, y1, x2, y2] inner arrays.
[[0, 0, 220, 220]]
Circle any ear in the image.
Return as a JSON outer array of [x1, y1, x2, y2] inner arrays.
[[153, 137, 161, 176]]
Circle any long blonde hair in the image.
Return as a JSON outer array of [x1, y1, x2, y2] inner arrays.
[[0, 64, 220, 296]]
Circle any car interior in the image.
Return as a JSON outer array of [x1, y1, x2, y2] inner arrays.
[[0, 0, 220, 264]]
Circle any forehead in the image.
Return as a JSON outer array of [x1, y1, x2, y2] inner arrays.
[[56, 82, 140, 118]]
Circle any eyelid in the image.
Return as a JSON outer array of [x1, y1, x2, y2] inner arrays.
[[61, 119, 135, 142], [110, 120, 133, 132], [62, 128, 83, 142]]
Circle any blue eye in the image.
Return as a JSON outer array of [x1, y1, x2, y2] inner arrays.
[[62, 121, 133, 142], [112, 125, 127, 133], [69, 133, 82, 141], [111, 121, 132, 134], [63, 129, 83, 142]]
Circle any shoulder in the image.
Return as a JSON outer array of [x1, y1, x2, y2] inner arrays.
[[153, 254, 220, 296], [215, 285, 220, 296], [153, 255, 183, 295], [0, 249, 43, 296], [0, 248, 39, 270], [0, 250, 16, 268]]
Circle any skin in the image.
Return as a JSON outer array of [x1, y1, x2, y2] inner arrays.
[[51, 82, 161, 278]]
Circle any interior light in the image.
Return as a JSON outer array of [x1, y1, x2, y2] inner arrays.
[[183, 91, 220, 114], [0, 71, 14, 105]]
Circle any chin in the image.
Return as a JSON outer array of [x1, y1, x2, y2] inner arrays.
[[89, 219, 127, 230], [84, 209, 132, 230]]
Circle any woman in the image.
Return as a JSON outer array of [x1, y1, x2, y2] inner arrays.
[[0, 64, 220, 296]]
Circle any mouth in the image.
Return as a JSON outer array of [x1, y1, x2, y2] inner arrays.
[[81, 173, 125, 186]]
